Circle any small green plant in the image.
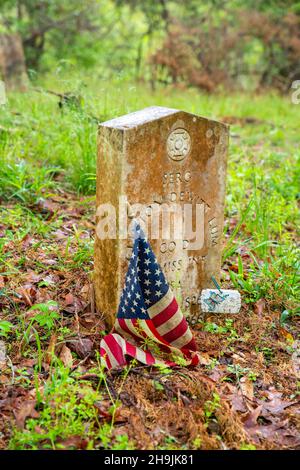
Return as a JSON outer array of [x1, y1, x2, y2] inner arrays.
[[240, 443, 256, 450], [28, 301, 60, 331], [225, 364, 257, 383], [152, 363, 173, 375], [0, 320, 14, 337], [204, 393, 221, 421], [206, 358, 220, 370], [192, 436, 202, 449], [204, 322, 227, 334], [203, 318, 238, 343], [248, 371, 258, 382], [112, 434, 134, 450], [261, 347, 274, 363]]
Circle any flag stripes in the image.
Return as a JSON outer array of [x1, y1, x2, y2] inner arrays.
[[100, 229, 200, 370]]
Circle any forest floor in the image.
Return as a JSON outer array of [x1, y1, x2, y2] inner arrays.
[[0, 79, 299, 449]]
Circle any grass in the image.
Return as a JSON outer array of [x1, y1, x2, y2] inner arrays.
[[3, 75, 298, 309], [0, 72, 299, 449]]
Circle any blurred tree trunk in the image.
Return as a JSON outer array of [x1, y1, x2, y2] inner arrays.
[[23, 31, 46, 70], [0, 34, 28, 91]]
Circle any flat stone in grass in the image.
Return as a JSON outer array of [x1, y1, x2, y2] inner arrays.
[[200, 289, 241, 314]]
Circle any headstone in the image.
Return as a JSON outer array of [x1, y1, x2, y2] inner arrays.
[[0, 34, 28, 91], [94, 106, 229, 328]]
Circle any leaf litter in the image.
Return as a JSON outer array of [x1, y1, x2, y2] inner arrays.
[[0, 191, 299, 450]]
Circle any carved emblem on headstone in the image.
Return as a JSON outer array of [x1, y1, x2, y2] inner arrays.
[[167, 128, 191, 161]]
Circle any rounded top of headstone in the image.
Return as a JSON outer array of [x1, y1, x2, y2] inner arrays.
[[101, 106, 179, 130], [99, 106, 229, 131]]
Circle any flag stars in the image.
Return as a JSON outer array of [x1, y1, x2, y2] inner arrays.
[[118, 237, 169, 319]]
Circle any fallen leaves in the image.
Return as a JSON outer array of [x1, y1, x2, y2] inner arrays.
[[239, 376, 254, 402], [278, 326, 294, 342], [35, 198, 59, 218], [62, 294, 84, 314], [67, 337, 93, 359], [59, 345, 73, 368], [291, 341, 300, 378], [56, 436, 88, 450], [0, 190, 299, 450], [258, 389, 298, 416], [15, 400, 39, 429], [64, 293, 75, 305], [15, 285, 37, 307], [253, 298, 266, 316], [0, 276, 5, 289], [45, 334, 57, 365], [242, 405, 263, 429]]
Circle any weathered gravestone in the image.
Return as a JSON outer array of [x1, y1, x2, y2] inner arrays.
[[94, 106, 229, 328]]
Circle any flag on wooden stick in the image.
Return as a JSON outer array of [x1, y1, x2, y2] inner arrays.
[[100, 227, 200, 370]]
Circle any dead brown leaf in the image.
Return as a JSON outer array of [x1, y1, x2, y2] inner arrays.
[[278, 326, 294, 342], [45, 334, 57, 365], [56, 436, 88, 450], [198, 353, 212, 366], [67, 337, 93, 358], [259, 389, 298, 417], [59, 345, 73, 368], [15, 285, 37, 306], [240, 376, 254, 401], [242, 405, 263, 429], [291, 341, 300, 378], [254, 298, 266, 316], [21, 234, 36, 249], [64, 293, 75, 305], [15, 400, 39, 429], [36, 198, 59, 217]]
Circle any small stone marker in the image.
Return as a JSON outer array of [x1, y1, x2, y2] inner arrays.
[[200, 289, 241, 314], [94, 106, 229, 328]]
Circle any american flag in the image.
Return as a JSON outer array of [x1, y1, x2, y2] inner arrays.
[[100, 227, 199, 370]]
